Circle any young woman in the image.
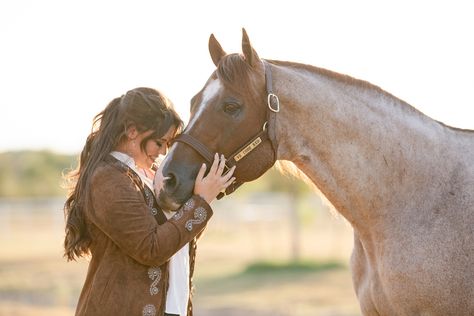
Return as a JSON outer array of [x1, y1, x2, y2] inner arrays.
[[64, 87, 235, 316]]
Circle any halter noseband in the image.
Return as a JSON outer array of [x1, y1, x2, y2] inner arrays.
[[173, 60, 279, 199]]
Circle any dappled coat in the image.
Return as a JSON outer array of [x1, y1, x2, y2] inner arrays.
[[75, 155, 212, 316]]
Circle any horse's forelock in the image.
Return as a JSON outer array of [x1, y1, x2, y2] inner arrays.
[[216, 54, 259, 94]]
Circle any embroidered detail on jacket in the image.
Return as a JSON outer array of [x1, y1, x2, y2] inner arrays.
[[172, 198, 194, 221], [148, 267, 161, 296], [144, 189, 157, 215], [185, 207, 207, 231], [149, 207, 158, 215], [142, 304, 156, 316], [173, 209, 184, 220], [184, 198, 195, 211]]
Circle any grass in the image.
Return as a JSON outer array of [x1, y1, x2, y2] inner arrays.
[[193, 260, 359, 316], [195, 259, 346, 295], [243, 260, 345, 274]]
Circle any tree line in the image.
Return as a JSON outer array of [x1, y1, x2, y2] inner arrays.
[[0, 150, 76, 197], [0, 150, 310, 198]]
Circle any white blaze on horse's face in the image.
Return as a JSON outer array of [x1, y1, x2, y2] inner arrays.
[[187, 78, 222, 130]]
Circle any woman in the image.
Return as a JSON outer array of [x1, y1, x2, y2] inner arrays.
[[64, 87, 235, 316]]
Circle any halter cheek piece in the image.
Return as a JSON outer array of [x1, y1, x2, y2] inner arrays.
[[172, 60, 279, 199]]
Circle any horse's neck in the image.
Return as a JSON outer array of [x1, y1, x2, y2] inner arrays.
[[273, 63, 460, 231]]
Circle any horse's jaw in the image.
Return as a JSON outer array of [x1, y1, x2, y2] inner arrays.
[[157, 189, 184, 211]]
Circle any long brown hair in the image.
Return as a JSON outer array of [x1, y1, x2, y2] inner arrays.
[[63, 87, 183, 261]]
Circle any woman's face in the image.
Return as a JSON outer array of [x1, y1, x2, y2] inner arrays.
[[133, 126, 176, 169]]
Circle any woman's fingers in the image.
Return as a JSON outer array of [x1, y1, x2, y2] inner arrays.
[[223, 176, 236, 190], [223, 165, 236, 181], [209, 153, 219, 175], [193, 153, 237, 203], [196, 163, 206, 183], [217, 154, 226, 175]]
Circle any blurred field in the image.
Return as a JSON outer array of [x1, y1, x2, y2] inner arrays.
[[0, 194, 360, 316]]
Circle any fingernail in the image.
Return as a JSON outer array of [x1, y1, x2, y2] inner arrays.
[[202, 163, 206, 168]]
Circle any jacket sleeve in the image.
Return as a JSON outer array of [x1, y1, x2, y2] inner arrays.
[[87, 166, 213, 267]]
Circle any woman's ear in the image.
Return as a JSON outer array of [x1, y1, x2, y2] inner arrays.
[[126, 124, 138, 140]]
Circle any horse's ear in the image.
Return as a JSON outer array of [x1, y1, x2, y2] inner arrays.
[[241, 28, 260, 67], [209, 34, 226, 67]]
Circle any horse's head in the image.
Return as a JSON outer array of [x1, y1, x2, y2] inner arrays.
[[157, 29, 278, 210]]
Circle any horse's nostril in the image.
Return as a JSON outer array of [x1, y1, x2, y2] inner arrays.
[[164, 172, 179, 193]]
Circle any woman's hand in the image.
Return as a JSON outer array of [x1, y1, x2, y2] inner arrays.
[[194, 153, 236, 204]]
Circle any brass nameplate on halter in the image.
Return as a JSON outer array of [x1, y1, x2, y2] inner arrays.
[[234, 137, 262, 162]]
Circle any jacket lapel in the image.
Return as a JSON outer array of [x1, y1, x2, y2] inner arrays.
[[105, 155, 168, 225]]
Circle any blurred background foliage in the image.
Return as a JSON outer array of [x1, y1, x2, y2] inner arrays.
[[0, 150, 311, 198], [0, 150, 357, 315], [0, 150, 77, 197]]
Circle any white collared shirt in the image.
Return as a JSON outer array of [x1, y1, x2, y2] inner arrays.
[[110, 152, 190, 315]]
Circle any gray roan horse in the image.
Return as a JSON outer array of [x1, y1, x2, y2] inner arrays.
[[156, 29, 474, 315]]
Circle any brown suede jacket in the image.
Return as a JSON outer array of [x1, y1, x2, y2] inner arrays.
[[75, 156, 212, 316]]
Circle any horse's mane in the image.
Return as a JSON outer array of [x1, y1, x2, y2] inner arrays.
[[274, 160, 312, 188], [275, 160, 343, 220], [216, 55, 471, 133], [218, 55, 408, 107], [268, 59, 473, 133], [269, 59, 420, 111]]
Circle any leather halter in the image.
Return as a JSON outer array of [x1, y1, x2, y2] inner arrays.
[[173, 60, 279, 199]]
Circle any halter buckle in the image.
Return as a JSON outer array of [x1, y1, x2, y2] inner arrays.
[[267, 93, 280, 113]]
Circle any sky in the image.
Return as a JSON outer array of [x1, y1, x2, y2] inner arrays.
[[1, 0, 473, 154]]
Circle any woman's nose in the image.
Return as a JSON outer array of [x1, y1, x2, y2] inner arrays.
[[158, 145, 168, 156]]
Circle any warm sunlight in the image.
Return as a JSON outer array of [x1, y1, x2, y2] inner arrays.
[[1, 1, 473, 153], [1, 2, 473, 315]]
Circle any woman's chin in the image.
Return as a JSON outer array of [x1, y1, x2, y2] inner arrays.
[[148, 155, 158, 165]]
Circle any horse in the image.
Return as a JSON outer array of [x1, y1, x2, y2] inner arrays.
[[156, 29, 474, 315]]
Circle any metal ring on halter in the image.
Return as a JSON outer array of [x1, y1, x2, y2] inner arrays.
[[267, 93, 280, 113], [262, 121, 268, 131]]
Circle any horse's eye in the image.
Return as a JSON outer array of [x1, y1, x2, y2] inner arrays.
[[224, 102, 241, 115]]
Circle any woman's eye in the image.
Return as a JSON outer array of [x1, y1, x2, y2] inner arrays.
[[155, 141, 163, 147], [224, 103, 241, 114]]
